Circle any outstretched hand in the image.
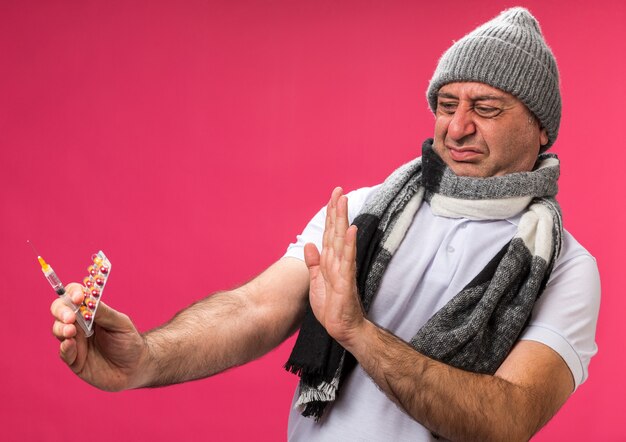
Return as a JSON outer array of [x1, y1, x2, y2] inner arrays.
[[51, 284, 150, 391], [304, 187, 365, 347]]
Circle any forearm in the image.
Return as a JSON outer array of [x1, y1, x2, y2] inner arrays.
[[135, 260, 309, 389], [137, 291, 262, 387], [346, 321, 545, 442]]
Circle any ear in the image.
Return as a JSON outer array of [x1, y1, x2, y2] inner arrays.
[[539, 128, 549, 147]]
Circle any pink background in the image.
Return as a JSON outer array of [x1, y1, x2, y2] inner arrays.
[[1, 1, 624, 440]]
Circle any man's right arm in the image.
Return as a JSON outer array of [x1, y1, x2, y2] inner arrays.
[[50, 257, 310, 391]]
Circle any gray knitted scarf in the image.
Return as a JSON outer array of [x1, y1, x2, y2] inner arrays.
[[285, 139, 562, 420]]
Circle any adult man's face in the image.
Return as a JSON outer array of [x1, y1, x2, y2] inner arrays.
[[433, 82, 548, 178]]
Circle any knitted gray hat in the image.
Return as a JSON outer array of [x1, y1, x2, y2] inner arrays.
[[427, 7, 561, 149]]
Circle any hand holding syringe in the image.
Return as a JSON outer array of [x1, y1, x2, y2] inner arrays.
[[29, 241, 111, 337]]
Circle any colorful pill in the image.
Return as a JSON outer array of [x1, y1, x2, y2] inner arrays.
[[83, 277, 93, 288], [89, 266, 97, 277], [100, 266, 109, 274], [87, 300, 96, 310], [83, 312, 93, 321], [95, 277, 104, 286], [91, 288, 100, 297], [82, 297, 94, 308]]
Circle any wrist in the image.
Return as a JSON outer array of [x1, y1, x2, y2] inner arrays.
[[128, 333, 160, 389], [338, 318, 378, 359]]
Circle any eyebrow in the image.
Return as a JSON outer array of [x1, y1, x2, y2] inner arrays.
[[437, 92, 506, 102]]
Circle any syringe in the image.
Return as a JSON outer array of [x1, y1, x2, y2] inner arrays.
[[38, 255, 66, 295], [28, 240, 66, 295]]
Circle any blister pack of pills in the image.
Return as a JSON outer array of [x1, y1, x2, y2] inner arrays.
[[67, 251, 111, 337]]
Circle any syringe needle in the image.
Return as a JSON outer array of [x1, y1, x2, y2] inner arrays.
[[27, 239, 40, 257]]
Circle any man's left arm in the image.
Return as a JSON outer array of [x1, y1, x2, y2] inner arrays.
[[306, 188, 573, 442]]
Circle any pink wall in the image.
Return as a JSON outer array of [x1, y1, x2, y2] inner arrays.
[[1, 1, 623, 440]]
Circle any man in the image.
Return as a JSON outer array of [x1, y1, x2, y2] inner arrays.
[[51, 7, 600, 441]]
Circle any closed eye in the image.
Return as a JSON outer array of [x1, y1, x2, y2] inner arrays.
[[474, 105, 502, 118], [437, 100, 458, 114]]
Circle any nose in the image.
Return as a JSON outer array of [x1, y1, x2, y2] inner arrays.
[[447, 106, 476, 141]]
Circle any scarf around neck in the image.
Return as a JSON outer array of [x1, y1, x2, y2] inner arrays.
[[285, 139, 563, 420]]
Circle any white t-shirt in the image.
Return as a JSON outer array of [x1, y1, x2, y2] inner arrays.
[[284, 186, 600, 442]]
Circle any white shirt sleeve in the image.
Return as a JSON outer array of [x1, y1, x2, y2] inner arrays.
[[520, 231, 601, 389]]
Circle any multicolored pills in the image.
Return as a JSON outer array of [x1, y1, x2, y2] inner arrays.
[[72, 251, 111, 337]]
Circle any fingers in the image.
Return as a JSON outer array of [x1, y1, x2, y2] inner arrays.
[[50, 283, 83, 366], [52, 320, 77, 340], [332, 193, 350, 257], [65, 283, 86, 306], [59, 338, 78, 365], [318, 187, 360, 312], [322, 187, 342, 251], [340, 225, 358, 275], [51, 293, 78, 325], [322, 187, 353, 267], [305, 242, 325, 323], [304, 243, 321, 269], [312, 187, 363, 343]]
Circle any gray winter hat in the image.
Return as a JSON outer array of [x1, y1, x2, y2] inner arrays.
[[427, 7, 561, 149]]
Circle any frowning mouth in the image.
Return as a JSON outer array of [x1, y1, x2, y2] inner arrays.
[[446, 145, 483, 162]]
